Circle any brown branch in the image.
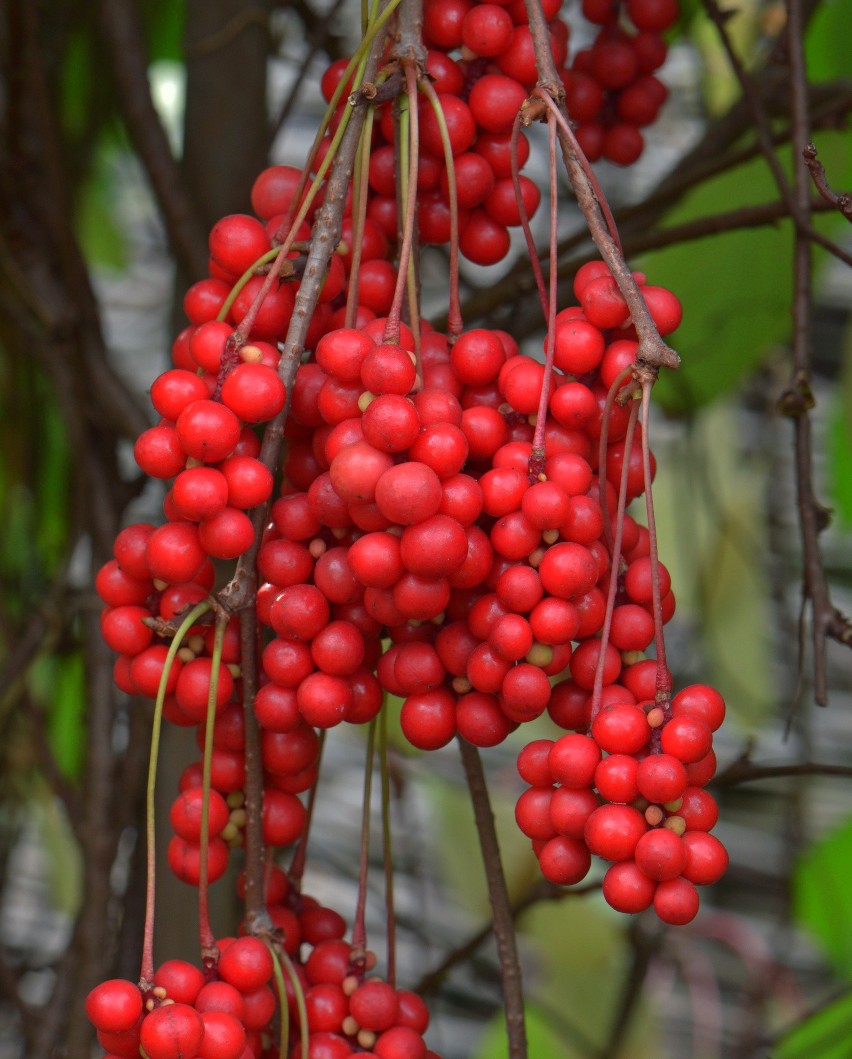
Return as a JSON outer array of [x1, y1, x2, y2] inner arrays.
[[700, 0, 796, 216], [597, 921, 661, 1059], [98, 0, 209, 279], [458, 738, 527, 1059], [414, 877, 600, 995], [454, 78, 852, 328], [0, 944, 38, 1053], [803, 142, 852, 222], [714, 758, 852, 786], [219, 23, 387, 614], [240, 609, 273, 934], [520, 8, 678, 373], [782, 0, 837, 707], [265, 0, 350, 151]]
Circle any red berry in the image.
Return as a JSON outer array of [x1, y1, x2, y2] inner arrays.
[[537, 835, 592, 885], [602, 860, 657, 913], [634, 827, 687, 881], [636, 752, 688, 803], [584, 803, 647, 861], [681, 831, 729, 885], [85, 979, 143, 1034], [653, 876, 700, 925], [349, 979, 400, 1032], [218, 936, 274, 993], [139, 1002, 204, 1059]]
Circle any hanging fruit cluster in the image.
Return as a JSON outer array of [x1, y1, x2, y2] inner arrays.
[[86, 0, 728, 1054]]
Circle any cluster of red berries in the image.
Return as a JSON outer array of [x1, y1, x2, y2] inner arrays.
[[314, 0, 677, 266], [87, 877, 439, 1058], [516, 677, 728, 924], [88, 2, 726, 1052], [564, 0, 677, 164], [239, 258, 680, 753]]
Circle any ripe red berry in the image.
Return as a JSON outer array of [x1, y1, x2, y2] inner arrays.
[[636, 752, 688, 803], [220, 363, 286, 422], [176, 400, 242, 463], [653, 876, 700, 925], [602, 860, 657, 913], [681, 831, 728, 885], [139, 1002, 204, 1059], [197, 1009, 247, 1059], [537, 835, 592, 885], [349, 979, 400, 1032], [634, 827, 687, 881], [591, 702, 651, 755], [218, 936, 274, 993], [85, 979, 143, 1034]]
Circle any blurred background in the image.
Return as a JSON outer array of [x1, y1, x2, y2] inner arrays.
[[1, 0, 852, 1055]]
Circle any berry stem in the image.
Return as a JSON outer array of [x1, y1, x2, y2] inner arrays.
[[272, 0, 404, 246], [589, 399, 640, 724], [383, 60, 421, 347], [597, 365, 638, 554], [140, 600, 211, 987], [239, 606, 273, 935], [530, 89, 622, 254], [520, 0, 679, 373], [640, 379, 672, 700], [418, 77, 463, 341], [379, 707, 397, 987], [458, 738, 528, 1059], [351, 718, 377, 967], [198, 616, 226, 966], [287, 730, 326, 894], [511, 109, 549, 322], [529, 112, 560, 479], [344, 105, 376, 329], [279, 946, 310, 1059], [267, 944, 290, 1059], [217, 23, 387, 616]]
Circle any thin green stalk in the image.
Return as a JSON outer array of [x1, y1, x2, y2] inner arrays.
[[344, 106, 377, 328], [198, 617, 227, 964], [140, 600, 211, 986], [352, 719, 378, 960], [418, 78, 462, 340], [379, 707, 397, 986]]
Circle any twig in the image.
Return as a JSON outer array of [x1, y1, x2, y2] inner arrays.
[[98, 0, 208, 278], [714, 758, 852, 786], [414, 877, 600, 995], [523, 1, 679, 373], [597, 921, 661, 1059], [803, 142, 852, 221], [217, 20, 387, 614], [782, 0, 836, 706], [240, 607, 273, 934], [457, 738, 527, 1059], [265, 0, 350, 151], [452, 80, 852, 328]]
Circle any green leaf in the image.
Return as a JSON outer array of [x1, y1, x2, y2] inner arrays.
[[638, 153, 793, 414], [28, 653, 87, 780], [472, 898, 660, 1058], [48, 653, 87, 780], [640, 399, 774, 727], [36, 787, 84, 918], [793, 816, 852, 979], [774, 992, 852, 1059], [640, 133, 851, 416], [827, 400, 852, 530], [141, 0, 185, 63], [805, 0, 852, 83], [473, 1003, 588, 1059], [426, 769, 541, 919], [76, 160, 128, 269]]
